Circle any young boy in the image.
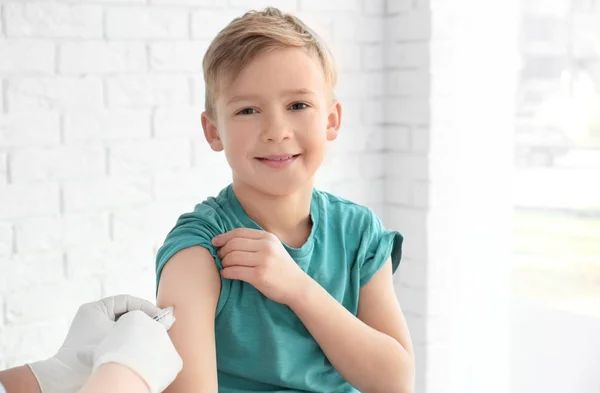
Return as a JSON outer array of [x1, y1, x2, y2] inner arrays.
[[156, 7, 414, 393]]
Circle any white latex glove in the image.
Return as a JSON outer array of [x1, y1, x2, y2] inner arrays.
[[90, 309, 183, 393], [28, 295, 164, 393]]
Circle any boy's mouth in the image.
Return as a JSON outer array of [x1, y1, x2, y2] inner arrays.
[[256, 154, 301, 161], [255, 154, 301, 168]]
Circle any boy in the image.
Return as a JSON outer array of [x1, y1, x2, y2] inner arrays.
[[156, 7, 414, 393]]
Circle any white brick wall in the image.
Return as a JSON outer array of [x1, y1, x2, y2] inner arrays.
[[0, 0, 388, 371]]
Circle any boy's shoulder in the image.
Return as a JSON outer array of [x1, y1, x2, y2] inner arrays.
[[313, 188, 381, 226], [314, 188, 366, 208], [166, 186, 233, 233]]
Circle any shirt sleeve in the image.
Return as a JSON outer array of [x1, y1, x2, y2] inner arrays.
[[358, 209, 403, 287], [155, 206, 229, 314]]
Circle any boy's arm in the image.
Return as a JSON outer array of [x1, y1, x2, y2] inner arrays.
[[156, 246, 221, 393], [0, 366, 41, 393], [289, 258, 415, 393]]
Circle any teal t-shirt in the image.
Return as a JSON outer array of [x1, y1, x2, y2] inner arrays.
[[156, 184, 403, 393]]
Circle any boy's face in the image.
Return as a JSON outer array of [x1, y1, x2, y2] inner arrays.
[[202, 47, 342, 196]]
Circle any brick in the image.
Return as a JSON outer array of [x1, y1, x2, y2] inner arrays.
[[0, 250, 64, 293], [362, 44, 384, 70], [385, 42, 429, 68], [10, 145, 105, 183], [330, 179, 384, 205], [329, 125, 385, 153], [386, 152, 429, 181], [191, 9, 241, 39], [228, 0, 297, 11], [330, 42, 361, 71], [384, 98, 430, 125], [103, 269, 156, 302], [385, 178, 412, 207], [150, 0, 226, 5], [0, 183, 60, 220], [14, 213, 110, 252], [154, 164, 231, 202], [0, 222, 12, 259], [411, 126, 429, 152], [332, 16, 382, 43], [396, 285, 427, 317], [111, 202, 188, 243], [7, 77, 103, 111], [153, 168, 229, 201], [62, 175, 153, 213], [388, 10, 431, 41], [318, 153, 383, 183], [386, 70, 430, 97], [416, 0, 430, 9], [192, 139, 231, 171], [149, 41, 209, 72], [59, 42, 146, 74], [106, 7, 188, 39], [361, 99, 385, 125], [0, 40, 55, 73], [336, 72, 383, 99], [387, 206, 427, 260], [5, 279, 102, 325], [66, 240, 154, 278], [5, 3, 102, 38], [107, 75, 190, 108], [386, 0, 412, 14], [335, 100, 361, 125], [89, 0, 145, 3], [0, 321, 69, 365], [299, 0, 360, 12], [154, 107, 202, 138], [394, 257, 424, 289], [191, 77, 206, 107], [293, 12, 333, 42], [364, 0, 385, 15], [0, 112, 61, 147], [0, 79, 4, 111], [385, 125, 411, 151], [64, 110, 151, 143], [109, 138, 191, 174], [0, 151, 7, 185]]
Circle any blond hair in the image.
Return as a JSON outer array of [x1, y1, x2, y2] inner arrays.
[[202, 7, 337, 116]]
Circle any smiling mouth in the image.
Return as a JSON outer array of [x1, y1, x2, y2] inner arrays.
[[256, 154, 301, 161]]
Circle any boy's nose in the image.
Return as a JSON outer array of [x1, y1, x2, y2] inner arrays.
[[260, 117, 292, 142]]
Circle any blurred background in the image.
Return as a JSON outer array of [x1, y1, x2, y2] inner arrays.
[[0, 0, 598, 392]]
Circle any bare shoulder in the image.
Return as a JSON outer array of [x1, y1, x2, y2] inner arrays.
[[157, 246, 221, 393]]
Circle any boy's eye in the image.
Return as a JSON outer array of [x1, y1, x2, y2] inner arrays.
[[289, 102, 308, 111], [237, 108, 257, 115]]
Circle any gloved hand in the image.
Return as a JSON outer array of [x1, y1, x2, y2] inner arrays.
[[27, 295, 168, 393], [90, 309, 183, 393]]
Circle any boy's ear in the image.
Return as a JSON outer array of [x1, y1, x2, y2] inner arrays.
[[201, 112, 224, 152], [326, 101, 342, 141]]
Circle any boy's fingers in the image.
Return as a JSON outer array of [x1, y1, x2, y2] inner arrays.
[[217, 238, 260, 258], [221, 251, 258, 268], [220, 266, 256, 283], [212, 228, 265, 246]]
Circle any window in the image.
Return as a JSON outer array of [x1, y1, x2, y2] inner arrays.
[[512, 0, 600, 391]]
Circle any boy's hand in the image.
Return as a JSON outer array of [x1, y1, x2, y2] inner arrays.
[[212, 228, 310, 305]]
